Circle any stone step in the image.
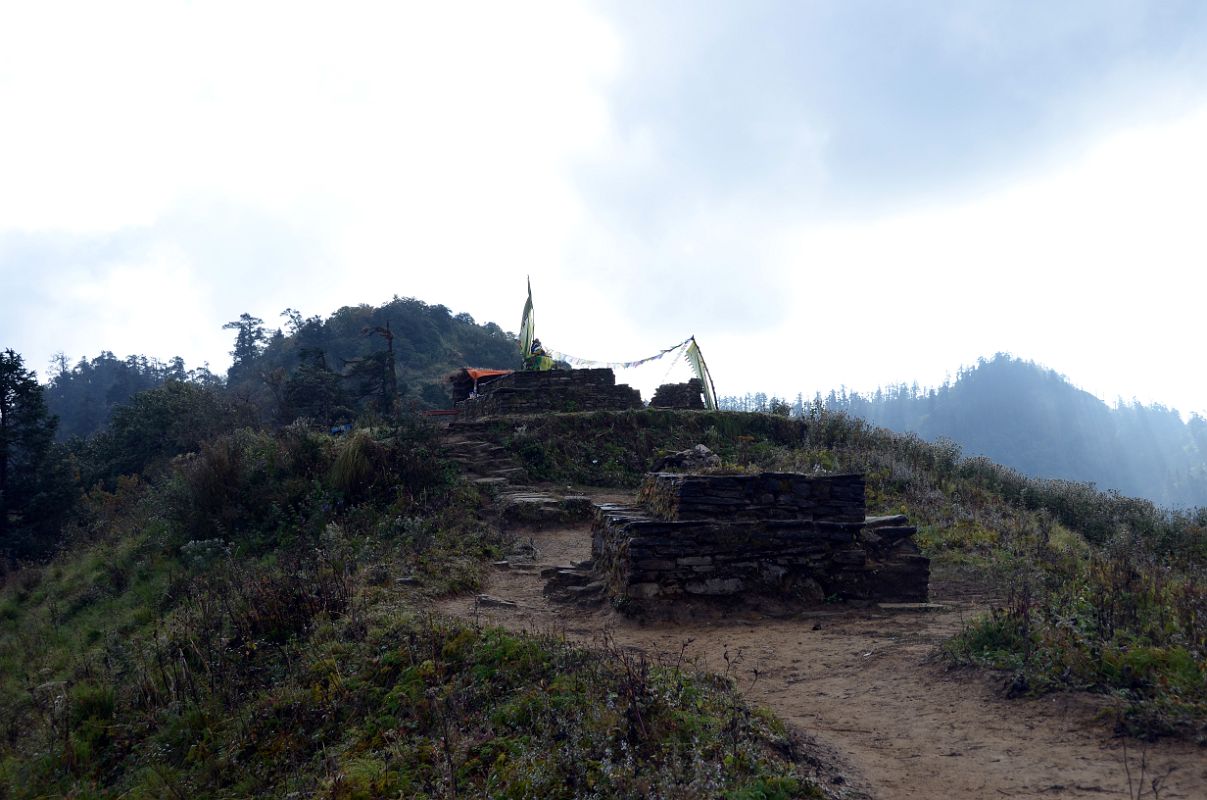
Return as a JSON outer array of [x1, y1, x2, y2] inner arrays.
[[476, 594, 517, 609], [541, 566, 594, 589], [864, 514, 909, 528], [545, 579, 606, 606], [564, 581, 605, 596], [550, 568, 592, 587], [483, 466, 527, 480], [444, 443, 504, 456]]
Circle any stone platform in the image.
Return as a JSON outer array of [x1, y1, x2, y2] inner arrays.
[[589, 472, 928, 611], [456, 368, 642, 417]]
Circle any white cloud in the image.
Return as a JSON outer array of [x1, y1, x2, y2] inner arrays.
[[1, 0, 621, 364], [763, 106, 1207, 415]]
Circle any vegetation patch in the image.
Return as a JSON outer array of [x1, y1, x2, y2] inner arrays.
[[0, 418, 825, 798], [946, 532, 1207, 741]]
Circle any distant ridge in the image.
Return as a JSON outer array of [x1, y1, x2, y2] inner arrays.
[[823, 353, 1207, 508]]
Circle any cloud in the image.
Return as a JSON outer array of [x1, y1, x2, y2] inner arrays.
[[0, 199, 326, 371], [0, 1, 621, 368], [551, 1, 1207, 348], [764, 105, 1207, 415], [2, 1, 1206, 417]]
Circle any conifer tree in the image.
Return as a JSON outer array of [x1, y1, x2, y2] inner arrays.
[[1, 349, 71, 557]]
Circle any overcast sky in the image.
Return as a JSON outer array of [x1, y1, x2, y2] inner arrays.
[[2, 1, 1205, 416]]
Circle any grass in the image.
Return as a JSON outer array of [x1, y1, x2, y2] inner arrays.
[[0, 417, 827, 798], [944, 530, 1207, 741], [3, 401, 1204, 799]]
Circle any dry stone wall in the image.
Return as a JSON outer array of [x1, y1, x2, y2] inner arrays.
[[456, 368, 642, 417], [650, 379, 705, 409], [592, 472, 928, 611]]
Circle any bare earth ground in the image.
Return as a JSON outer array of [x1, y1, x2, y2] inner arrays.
[[434, 509, 1207, 799]]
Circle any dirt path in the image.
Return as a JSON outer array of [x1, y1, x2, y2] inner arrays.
[[436, 518, 1207, 799]]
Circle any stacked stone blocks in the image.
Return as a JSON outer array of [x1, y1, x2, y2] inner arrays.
[[592, 472, 928, 609], [649, 379, 705, 409], [456, 368, 642, 417]]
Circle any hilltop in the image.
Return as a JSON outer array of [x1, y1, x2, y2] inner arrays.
[[1, 364, 1205, 798], [43, 297, 519, 441]]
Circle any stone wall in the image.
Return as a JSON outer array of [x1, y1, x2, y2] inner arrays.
[[456, 368, 642, 417], [592, 472, 928, 610], [639, 472, 865, 522], [649, 379, 705, 409]]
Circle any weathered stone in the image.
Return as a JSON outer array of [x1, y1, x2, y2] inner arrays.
[[634, 558, 676, 570], [685, 577, 744, 595], [476, 594, 517, 608], [650, 443, 721, 472]]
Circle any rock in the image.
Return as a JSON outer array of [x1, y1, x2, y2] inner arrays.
[[476, 594, 517, 608], [650, 444, 722, 473], [685, 577, 744, 595], [864, 514, 909, 528]]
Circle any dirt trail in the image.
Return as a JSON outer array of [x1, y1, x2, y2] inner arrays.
[[435, 516, 1207, 799]]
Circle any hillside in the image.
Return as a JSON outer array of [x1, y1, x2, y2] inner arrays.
[[820, 354, 1207, 508], [0, 411, 833, 799], [3, 347, 1205, 797]]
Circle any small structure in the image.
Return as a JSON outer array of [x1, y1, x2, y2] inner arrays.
[[590, 471, 928, 612], [650, 379, 706, 409], [455, 368, 643, 418]]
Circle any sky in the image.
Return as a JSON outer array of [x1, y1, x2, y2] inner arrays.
[[2, 0, 1206, 416]]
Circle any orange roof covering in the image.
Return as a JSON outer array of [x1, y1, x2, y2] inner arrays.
[[464, 368, 512, 381]]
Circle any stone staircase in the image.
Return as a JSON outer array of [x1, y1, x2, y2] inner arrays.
[[441, 425, 529, 487], [541, 558, 606, 605], [440, 422, 605, 605]]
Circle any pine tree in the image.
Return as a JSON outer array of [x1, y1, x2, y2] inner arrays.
[[224, 313, 266, 381], [1, 349, 72, 558]]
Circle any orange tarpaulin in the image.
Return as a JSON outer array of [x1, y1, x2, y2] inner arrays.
[[464, 368, 513, 381]]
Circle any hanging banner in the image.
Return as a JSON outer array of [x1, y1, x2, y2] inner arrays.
[[685, 337, 718, 411], [545, 337, 693, 370], [519, 277, 535, 359]]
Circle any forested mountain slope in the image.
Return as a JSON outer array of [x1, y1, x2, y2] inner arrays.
[[43, 297, 520, 438], [822, 354, 1207, 508]]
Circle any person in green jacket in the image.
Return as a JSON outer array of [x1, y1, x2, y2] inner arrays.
[[524, 338, 555, 371]]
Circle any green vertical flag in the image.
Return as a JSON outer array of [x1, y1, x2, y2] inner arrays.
[[685, 337, 717, 411], [519, 277, 535, 359]]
